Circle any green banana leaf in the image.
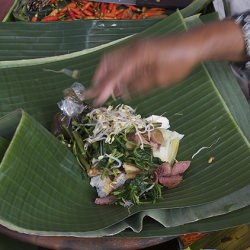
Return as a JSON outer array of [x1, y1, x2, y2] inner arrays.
[[116, 206, 250, 238], [0, 10, 249, 238], [0, 0, 212, 61], [189, 224, 250, 250]]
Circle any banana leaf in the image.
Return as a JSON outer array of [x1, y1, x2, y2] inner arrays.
[[189, 224, 250, 250], [116, 206, 250, 238], [0, 0, 212, 61], [0, 10, 249, 238]]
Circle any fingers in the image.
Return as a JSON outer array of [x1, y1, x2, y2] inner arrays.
[[85, 40, 157, 105]]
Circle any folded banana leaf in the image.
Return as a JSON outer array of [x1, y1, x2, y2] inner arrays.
[[0, 9, 249, 238], [0, 0, 212, 61], [116, 206, 250, 238]]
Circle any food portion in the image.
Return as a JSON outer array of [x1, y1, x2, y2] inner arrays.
[[53, 83, 190, 206], [26, 0, 167, 22]]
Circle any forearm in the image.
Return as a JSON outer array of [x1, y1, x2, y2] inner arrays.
[[183, 19, 247, 65]]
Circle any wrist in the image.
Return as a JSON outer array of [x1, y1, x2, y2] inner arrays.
[[192, 19, 246, 63]]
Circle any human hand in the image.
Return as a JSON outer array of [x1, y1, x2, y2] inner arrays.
[[85, 19, 246, 106], [85, 35, 198, 106]]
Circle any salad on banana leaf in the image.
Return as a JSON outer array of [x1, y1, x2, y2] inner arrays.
[[52, 83, 191, 207]]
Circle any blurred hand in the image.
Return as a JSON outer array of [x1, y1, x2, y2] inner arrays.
[[85, 36, 198, 106], [84, 19, 246, 106]]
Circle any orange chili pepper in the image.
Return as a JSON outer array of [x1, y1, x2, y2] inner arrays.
[[108, 3, 114, 12], [149, 7, 165, 11], [143, 10, 165, 18], [120, 8, 131, 19], [83, 9, 93, 16], [85, 16, 95, 19], [104, 13, 116, 18], [110, 4, 117, 15], [41, 16, 59, 22], [127, 5, 140, 12], [132, 13, 137, 19], [49, 8, 59, 16], [82, 2, 92, 10], [70, 7, 84, 17], [60, 2, 77, 14], [67, 2, 77, 9]]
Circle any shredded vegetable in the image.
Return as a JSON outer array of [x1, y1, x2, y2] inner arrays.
[[53, 85, 191, 206]]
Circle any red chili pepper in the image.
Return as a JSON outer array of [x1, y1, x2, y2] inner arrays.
[[64, 17, 73, 21], [31, 13, 38, 22], [83, 9, 93, 16], [127, 5, 140, 12], [108, 3, 114, 12], [180, 233, 207, 248], [120, 8, 128, 19], [68, 10, 76, 19], [110, 4, 117, 15], [100, 3, 106, 16], [143, 9, 165, 18], [41, 16, 59, 22], [104, 13, 116, 18], [49, 8, 59, 16], [82, 2, 92, 10], [132, 13, 137, 19], [138, 13, 143, 19], [60, 2, 77, 14], [92, 2, 99, 9], [70, 7, 84, 17]]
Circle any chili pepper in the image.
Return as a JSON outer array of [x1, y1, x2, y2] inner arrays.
[[149, 8, 165, 11], [70, 7, 84, 17], [143, 10, 165, 18], [69, 10, 76, 19], [64, 17, 73, 21], [104, 13, 116, 18], [69, 2, 77, 8], [120, 8, 131, 19], [92, 2, 99, 9], [41, 16, 59, 22], [138, 13, 143, 19], [85, 16, 95, 19], [132, 13, 137, 20], [49, 8, 59, 16], [100, 3, 107, 16], [50, 0, 57, 4], [108, 3, 114, 12], [60, 2, 77, 14], [127, 5, 140, 12], [110, 4, 117, 15], [83, 9, 93, 16], [31, 13, 38, 22], [82, 1, 92, 10]]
